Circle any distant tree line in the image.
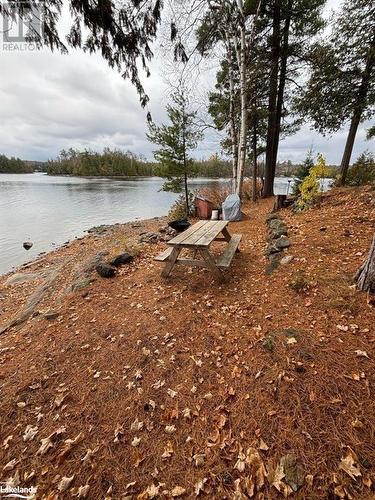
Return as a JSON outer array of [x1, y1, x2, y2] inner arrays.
[[0, 154, 33, 173], [47, 148, 238, 178], [47, 148, 155, 177]]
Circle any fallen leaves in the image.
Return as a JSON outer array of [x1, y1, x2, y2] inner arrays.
[[36, 426, 65, 455], [339, 448, 362, 480], [270, 454, 304, 497], [161, 441, 174, 460], [58, 475, 75, 493], [354, 350, 369, 359], [131, 436, 141, 447], [57, 432, 84, 464], [171, 486, 186, 497], [23, 425, 38, 442], [165, 425, 176, 434]]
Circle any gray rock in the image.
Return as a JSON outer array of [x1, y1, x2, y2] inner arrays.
[[139, 232, 160, 244], [96, 263, 116, 278], [5, 272, 45, 285], [266, 244, 282, 255], [71, 277, 93, 291], [275, 235, 291, 250], [110, 253, 133, 267], [266, 213, 281, 222], [44, 310, 59, 320], [280, 255, 294, 265], [23, 241, 33, 250]]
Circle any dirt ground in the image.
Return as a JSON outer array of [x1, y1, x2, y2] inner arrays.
[[0, 186, 375, 499]]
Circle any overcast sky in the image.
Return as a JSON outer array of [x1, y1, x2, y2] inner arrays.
[[0, 1, 373, 164]]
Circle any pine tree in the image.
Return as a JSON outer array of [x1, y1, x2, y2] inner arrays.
[[296, 0, 375, 185], [147, 91, 202, 217]]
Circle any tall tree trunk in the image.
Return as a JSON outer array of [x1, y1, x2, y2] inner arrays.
[[355, 233, 375, 294], [235, 12, 248, 198], [271, 5, 291, 172], [339, 112, 361, 185], [339, 37, 375, 185], [263, 0, 281, 198], [227, 45, 238, 193], [252, 120, 258, 202]]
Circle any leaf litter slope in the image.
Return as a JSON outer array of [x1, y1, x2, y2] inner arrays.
[[0, 187, 374, 498]]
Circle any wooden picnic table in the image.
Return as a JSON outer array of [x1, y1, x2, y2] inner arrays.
[[155, 220, 242, 282]]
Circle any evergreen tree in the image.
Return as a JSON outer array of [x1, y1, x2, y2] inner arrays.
[[296, 0, 375, 185], [262, 0, 326, 197], [147, 91, 203, 216]]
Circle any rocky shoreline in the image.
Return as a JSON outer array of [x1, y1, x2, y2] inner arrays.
[[5, 216, 171, 278], [0, 215, 171, 334]]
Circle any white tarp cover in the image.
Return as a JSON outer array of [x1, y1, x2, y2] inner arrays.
[[222, 194, 242, 221]]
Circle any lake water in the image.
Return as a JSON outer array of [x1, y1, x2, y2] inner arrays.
[[0, 173, 310, 275]]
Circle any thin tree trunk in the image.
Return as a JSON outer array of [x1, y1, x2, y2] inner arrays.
[[339, 36, 375, 185], [227, 45, 238, 193], [271, 5, 291, 172], [235, 9, 248, 198], [182, 102, 189, 217], [263, 0, 281, 198], [355, 233, 375, 294], [252, 121, 258, 202]]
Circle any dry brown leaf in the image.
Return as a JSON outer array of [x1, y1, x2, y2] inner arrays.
[[57, 432, 83, 464], [3, 458, 19, 472], [165, 425, 176, 434], [194, 478, 207, 496], [193, 453, 205, 467], [75, 485, 90, 498], [234, 451, 246, 472], [145, 483, 160, 498], [171, 486, 186, 497], [54, 393, 68, 408], [354, 350, 369, 359], [36, 427, 65, 455], [339, 449, 362, 480], [58, 475, 75, 493], [161, 441, 174, 460], [3, 435, 13, 449], [245, 448, 267, 492], [23, 425, 38, 442], [351, 418, 364, 429], [258, 438, 269, 451], [270, 461, 293, 497], [131, 436, 141, 447], [130, 418, 144, 432], [81, 447, 99, 466]]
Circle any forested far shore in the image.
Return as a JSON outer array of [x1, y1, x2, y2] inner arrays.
[[46, 148, 235, 178], [0, 154, 34, 173], [1, 147, 343, 178], [46, 148, 340, 178]]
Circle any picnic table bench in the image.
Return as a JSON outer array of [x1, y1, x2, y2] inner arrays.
[[155, 220, 242, 282]]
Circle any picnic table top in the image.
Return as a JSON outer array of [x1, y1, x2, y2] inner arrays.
[[167, 220, 228, 248]]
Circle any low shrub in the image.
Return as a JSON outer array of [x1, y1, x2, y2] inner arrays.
[[346, 151, 375, 186], [168, 192, 195, 220], [295, 153, 330, 211]]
